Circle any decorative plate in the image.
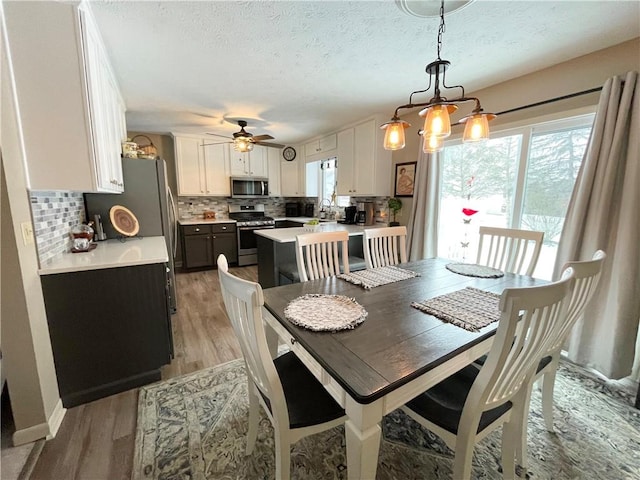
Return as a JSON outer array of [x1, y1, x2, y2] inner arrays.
[[109, 205, 140, 237]]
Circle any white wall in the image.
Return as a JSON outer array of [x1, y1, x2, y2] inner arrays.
[[1, 3, 65, 445]]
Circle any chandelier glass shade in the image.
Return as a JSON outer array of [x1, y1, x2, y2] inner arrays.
[[382, 0, 494, 153]]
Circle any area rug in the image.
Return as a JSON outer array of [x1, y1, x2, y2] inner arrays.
[[133, 358, 639, 480]]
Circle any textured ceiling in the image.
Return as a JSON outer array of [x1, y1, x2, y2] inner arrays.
[[90, 1, 640, 144]]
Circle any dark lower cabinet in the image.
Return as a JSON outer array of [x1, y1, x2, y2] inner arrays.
[[181, 223, 237, 269], [41, 263, 173, 407]]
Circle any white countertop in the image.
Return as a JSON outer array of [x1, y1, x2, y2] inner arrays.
[[256, 223, 379, 243], [274, 217, 338, 224], [39, 236, 169, 275], [178, 218, 236, 226]]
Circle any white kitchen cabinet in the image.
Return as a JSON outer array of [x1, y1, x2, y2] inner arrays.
[[229, 146, 268, 177], [267, 148, 282, 196], [280, 147, 305, 197], [174, 135, 230, 196], [304, 134, 337, 159], [5, 2, 125, 192], [336, 118, 391, 197]]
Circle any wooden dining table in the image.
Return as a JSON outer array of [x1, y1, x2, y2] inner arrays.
[[261, 258, 546, 480]]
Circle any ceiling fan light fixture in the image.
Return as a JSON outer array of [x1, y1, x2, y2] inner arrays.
[[382, 0, 494, 152], [233, 137, 253, 152]]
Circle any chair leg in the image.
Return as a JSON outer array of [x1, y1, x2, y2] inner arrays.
[[274, 432, 291, 480], [246, 383, 259, 455], [515, 382, 534, 475], [452, 432, 477, 480], [541, 355, 561, 432], [501, 420, 518, 480]]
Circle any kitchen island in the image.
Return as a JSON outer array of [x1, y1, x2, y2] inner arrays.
[[39, 236, 173, 407], [255, 223, 378, 288]]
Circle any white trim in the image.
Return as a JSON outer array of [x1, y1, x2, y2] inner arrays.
[[12, 400, 66, 446]]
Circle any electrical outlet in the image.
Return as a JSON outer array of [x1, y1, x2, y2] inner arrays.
[[21, 221, 34, 246]]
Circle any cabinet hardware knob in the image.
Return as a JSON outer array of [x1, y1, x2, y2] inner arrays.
[[222, 226, 227, 230], [291, 338, 296, 345], [195, 228, 200, 232]]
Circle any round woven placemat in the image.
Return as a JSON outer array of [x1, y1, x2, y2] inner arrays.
[[284, 294, 367, 332], [446, 263, 504, 278]]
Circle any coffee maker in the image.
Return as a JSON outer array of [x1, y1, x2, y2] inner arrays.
[[356, 202, 375, 226], [343, 205, 358, 224]]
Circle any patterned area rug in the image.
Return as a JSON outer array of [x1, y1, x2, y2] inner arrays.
[[133, 358, 639, 480]]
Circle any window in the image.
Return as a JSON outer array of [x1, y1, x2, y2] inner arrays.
[[437, 114, 594, 280], [308, 158, 350, 208]]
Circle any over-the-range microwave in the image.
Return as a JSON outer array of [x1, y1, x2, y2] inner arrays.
[[230, 177, 269, 198]]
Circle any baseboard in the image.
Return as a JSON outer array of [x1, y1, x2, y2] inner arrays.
[[12, 399, 66, 446]]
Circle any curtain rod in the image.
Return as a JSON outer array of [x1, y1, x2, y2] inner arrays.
[[495, 86, 604, 117]]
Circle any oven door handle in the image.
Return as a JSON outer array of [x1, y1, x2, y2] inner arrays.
[[238, 226, 275, 231]]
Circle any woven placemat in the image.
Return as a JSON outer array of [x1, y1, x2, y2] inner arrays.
[[284, 294, 367, 332], [446, 263, 504, 278], [411, 287, 501, 332], [337, 266, 420, 290]]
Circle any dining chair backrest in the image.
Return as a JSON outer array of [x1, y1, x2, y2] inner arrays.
[[469, 272, 575, 411], [363, 226, 408, 269], [295, 230, 349, 282], [548, 250, 606, 354], [476, 226, 544, 276], [217, 254, 289, 427]]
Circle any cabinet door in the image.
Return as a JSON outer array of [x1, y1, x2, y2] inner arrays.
[[229, 151, 249, 176], [267, 148, 282, 196], [212, 233, 238, 264], [175, 136, 205, 195], [183, 234, 214, 268], [281, 158, 303, 196], [336, 128, 355, 195], [248, 146, 268, 177], [353, 120, 375, 195], [203, 143, 230, 195]]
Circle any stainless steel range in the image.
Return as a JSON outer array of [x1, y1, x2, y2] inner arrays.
[[228, 204, 275, 266]]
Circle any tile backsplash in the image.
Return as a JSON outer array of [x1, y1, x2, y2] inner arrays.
[[30, 191, 85, 265]]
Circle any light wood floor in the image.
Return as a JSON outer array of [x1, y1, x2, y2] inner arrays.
[[28, 265, 257, 480]]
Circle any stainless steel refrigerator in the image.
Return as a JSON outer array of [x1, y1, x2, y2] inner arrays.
[[84, 158, 178, 313]]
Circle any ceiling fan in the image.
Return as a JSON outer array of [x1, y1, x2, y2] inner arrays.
[[205, 120, 284, 152]]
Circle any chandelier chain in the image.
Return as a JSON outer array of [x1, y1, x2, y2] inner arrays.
[[436, 0, 446, 60]]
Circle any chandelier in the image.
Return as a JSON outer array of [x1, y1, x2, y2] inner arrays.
[[381, 0, 495, 153]]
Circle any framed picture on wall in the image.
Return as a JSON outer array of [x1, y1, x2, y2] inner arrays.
[[394, 162, 416, 197]]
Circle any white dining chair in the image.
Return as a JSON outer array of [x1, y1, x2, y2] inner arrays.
[[401, 272, 575, 480], [363, 226, 408, 269], [476, 226, 544, 276], [217, 255, 347, 479], [516, 250, 606, 474], [295, 230, 350, 282]]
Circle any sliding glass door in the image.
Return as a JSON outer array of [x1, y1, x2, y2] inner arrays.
[[437, 114, 594, 279]]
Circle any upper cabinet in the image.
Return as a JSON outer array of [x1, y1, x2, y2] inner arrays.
[[5, 2, 126, 192], [336, 117, 392, 197], [229, 146, 268, 177], [174, 135, 229, 196], [304, 133, 337, 161], [267, 148, 282, 196]]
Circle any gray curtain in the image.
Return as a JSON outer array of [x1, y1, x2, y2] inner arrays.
[[407, 150, 440, 260], [553, 71, 640, 379]]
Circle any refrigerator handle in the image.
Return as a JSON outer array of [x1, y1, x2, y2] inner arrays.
[[167, 187, 178, 258]]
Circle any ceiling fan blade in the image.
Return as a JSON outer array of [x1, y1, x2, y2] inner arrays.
[[256, 141, 285, 149], [251, 134, 274, 142], [202, 141, 232, 147], [205, 133, 232, 139]]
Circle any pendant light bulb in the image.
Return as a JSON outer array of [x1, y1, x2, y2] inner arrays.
[[382, 118, 410, 151], [422, 133, 443, 153], [421, 104, 456, 138], [462, 114, 490, 143]]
